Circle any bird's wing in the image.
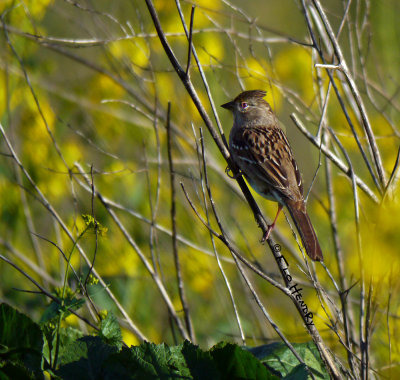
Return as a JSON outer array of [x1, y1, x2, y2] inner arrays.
[[230, 126, 303, 201]]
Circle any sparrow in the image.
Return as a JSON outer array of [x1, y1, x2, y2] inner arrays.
[[222, 90, 323, 261]]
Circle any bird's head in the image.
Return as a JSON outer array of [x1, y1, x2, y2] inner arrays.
[[221, 90, 273, 126]]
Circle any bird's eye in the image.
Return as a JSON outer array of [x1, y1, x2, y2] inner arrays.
[[241, 102, 249, 110]]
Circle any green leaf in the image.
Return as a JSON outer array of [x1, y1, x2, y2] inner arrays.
[[133, 341, 179, 378], [40, 301, 61, 324], [100, 347, 138, 379], [246, 342, 329, 379], [210, 342, 279, 380], [56, 336, 118, 380], [98, 312, 122, 350], [0, 303, 44, 379], [0, 360, 37, 380], [102, 340, 218, 380], [283, 364, 309, 379], [179, 340, 220, 379], [59, 327, 84, 350], [40, 298, 85, 324], [0, 344, 8, 354], [43, 326, 83, 365]]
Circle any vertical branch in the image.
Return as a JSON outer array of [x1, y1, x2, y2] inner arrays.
[[317, 44, 357, 369], [197, 127, 245, 345], [84, 166, 99, 289], [185, 6, 195, 76], [364, 282, 373, 380], [143, 143, 160, 275], [149, 82, 163, 276], [166, 102, 195, 342], [386, 277, 393, 380], [325, 139, 357, 376], [328, 127, 365, 378]]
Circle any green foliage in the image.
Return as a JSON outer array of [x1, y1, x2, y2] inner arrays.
[[40, 297, 85, 325], [60, 339, 277, 380], [246, 342, 329, 379], [82, 214, 108, 236], [210, 342, 278, 380], [55, 327, 85, 359], [55, 336, 119, 380], [42, 325, 84, 370], [0, 303, 327, 379], [39, 293, 86, 373], [98, 311, 123, 350], [0, 303, 44, 380]]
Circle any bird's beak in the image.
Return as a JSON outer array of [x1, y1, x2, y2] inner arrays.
[[221, 101, 235, 110]]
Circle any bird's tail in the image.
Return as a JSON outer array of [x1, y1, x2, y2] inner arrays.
[[285, 200, 323, 261]]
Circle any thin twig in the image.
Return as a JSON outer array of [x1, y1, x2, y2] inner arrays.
[[84, 166, 99, 289], [324, 137, 357, 375], [328, 126, 365, 379], [381, 145, 400, 203], [74, 162, 190, 341], [0, 253, 98, 331], [185, 6, 195, 76], [166, 102, 195, 342], [180, 182, 286, 292], [0, 238, 59, 286], [198, 127, 245, 344], [290, 113, 379, 203]]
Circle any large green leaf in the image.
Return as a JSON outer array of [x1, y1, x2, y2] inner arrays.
[[245, 341, 329, 379], [179, 340, 220, 379], [0, 303, 44, 379], [211, 342, 279, 380]]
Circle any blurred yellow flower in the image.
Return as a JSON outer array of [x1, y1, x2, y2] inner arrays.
[[0, 0, 53, 20], [64, 313, 79, 327], [122, 327, 141, 347], [196, 33, 225, 64], [183, 249, 214, 296], [274, 46, 313, 104], [361, 196, 400, 284]]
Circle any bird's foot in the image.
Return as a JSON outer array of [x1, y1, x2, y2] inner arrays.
[[260, 223, 275, 243], [225, 166, 242, 179]]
